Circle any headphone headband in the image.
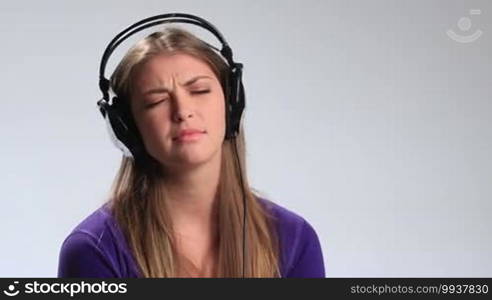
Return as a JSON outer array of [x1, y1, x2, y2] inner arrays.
[[98, 13, 236, 102]]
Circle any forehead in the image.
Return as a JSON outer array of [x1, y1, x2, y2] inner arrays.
[[132, 52, 216, 86]]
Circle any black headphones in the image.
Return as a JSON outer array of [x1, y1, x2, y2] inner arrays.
[[96, 13, 248, 277]]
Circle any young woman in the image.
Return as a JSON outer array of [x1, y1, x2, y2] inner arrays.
[[57, 21, 325, 278]]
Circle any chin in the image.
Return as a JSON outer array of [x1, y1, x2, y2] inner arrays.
[[161, 150, 216, 168]]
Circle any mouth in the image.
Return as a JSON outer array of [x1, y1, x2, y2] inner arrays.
[[173, 131, 206, 143]]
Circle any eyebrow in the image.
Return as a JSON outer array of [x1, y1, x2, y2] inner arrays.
[[142, 75, 212, 96]]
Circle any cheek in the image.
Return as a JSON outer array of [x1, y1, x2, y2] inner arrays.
[[209, 98, 226, 135], [137, 114, 172, 148]]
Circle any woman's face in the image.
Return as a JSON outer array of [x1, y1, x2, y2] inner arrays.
[[129, 52, 226, 171]]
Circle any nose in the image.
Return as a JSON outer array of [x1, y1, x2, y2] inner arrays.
[[171, 89, 195, 122]]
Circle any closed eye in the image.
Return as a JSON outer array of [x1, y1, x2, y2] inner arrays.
[[145, 99, 167, 108], [191, 90, 210, 95]]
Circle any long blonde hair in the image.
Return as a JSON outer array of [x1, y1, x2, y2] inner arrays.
[[105, 27, 280, 277]]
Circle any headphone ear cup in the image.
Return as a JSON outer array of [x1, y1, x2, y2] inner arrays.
[[234, 80, 245, 128], [104, 97, 145, 159], [226, 69, 245, 139]]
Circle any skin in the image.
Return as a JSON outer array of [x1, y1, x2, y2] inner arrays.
[[130, 52, 225, 275]]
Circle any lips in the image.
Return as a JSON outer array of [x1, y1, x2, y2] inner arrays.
[[173, 129, 206, 140]]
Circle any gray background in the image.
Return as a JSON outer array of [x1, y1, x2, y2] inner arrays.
[[1, 0, 490, 277]]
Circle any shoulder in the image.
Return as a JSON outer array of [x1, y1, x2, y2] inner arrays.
[[257, 197, 316, 243], [257, 197, 325, 278], [258, 197, 305, 229], [57, 203, 139, 278], [68, 203, 114, 242]]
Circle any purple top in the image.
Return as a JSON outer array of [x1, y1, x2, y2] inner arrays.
[[57, 198, 325, 278]]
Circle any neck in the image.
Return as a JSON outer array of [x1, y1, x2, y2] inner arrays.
[[162, 149, 222, 230]]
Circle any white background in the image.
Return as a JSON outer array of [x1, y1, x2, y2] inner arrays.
[[1, 0, 491, 277]]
